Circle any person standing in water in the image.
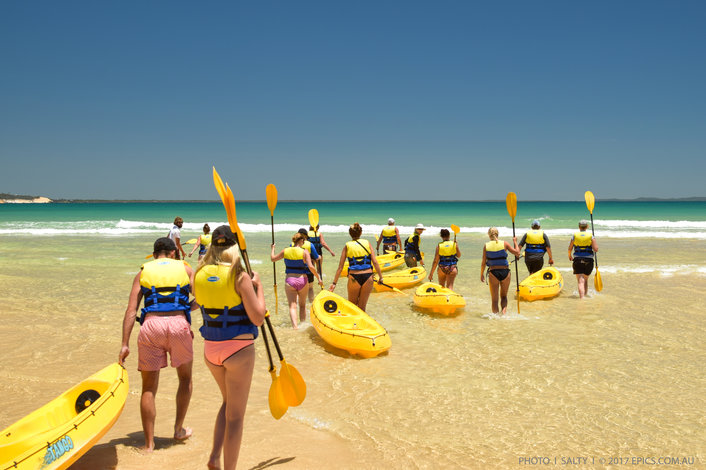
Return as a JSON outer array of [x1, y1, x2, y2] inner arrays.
[[480, 227, 521, 315], [428, 228, 461, 290], [376, 218, 402, 254], [329, 223, 383, 312], [188, 223, 212, 261], [404, 224, 426, 268], [568, 219, 599, 299], [308, 223, 335, 279], [192, 225, 266, 470], [518, 219, 554, 274], [168, 216, 187, 260], [119, 237, 195, 451], [271, 232, 322, 328]]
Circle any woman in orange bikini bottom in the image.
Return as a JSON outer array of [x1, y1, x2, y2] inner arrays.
[[204, 339, 255, 366]]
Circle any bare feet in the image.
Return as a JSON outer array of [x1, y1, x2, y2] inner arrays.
[[174, 426, 193, 441], [207, 460, 221, 470], [138, 444, 154, 454]]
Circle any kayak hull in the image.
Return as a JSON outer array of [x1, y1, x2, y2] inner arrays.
[[0, 363, 129, 470], [413, 282, 466, 315], [311, 291, 391, 358], [518, 267, 564, 301], [374, 266, 426, 291]]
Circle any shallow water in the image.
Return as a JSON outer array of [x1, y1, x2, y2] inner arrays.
[[1, 228, 705, 469]]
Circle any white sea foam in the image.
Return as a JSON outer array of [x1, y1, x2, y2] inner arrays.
[[557, 265, 706, 276]]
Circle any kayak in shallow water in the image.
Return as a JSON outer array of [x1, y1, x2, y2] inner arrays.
[[518, 267, 564, 301], [310, 290, 391, 358], [413, 282, 466, 315]]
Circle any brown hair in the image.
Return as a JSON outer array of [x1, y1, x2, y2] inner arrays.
[[349, 223, 362, 239], [292, 232, 305, 244]]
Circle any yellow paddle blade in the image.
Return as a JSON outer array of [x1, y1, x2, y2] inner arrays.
[[594, 269, 603, 292], [145, 254, 153, 259], [226, 183, 247, 251], [585, 191, 595, 214], [308, 209, 319, 228], [184, 238, 198, 245], [450, 224, 460, 235], [213, 167, 226, 202], [266, 183, 278, 215], [506, 192, 517, 221], [268, 370, 288, 419], [279, 360, 306, 407]]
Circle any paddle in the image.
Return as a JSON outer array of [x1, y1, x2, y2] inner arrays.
[[266, 184, 279, 316], [261, 323, 287, 419], [584, 191, 603, 292], [308, 209, 323, 278], [506, 192, 521, 314], [213, 167, 306, 407], [376, 279, 407, 295], [450, 224, 460, 243]]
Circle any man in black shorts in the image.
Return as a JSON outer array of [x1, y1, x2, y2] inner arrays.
[[518, 220, 554, 274], [568, 220, 599, 299]]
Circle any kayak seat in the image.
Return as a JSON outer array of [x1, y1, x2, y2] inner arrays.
[[426, 287, 437, 293], [323, 300, 338, 313], [75, 389, 101, 414]]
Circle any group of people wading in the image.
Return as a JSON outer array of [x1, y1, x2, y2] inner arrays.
[[118, 216, 598, 469]]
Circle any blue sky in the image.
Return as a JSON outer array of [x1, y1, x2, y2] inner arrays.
[[1, 1, 704, 201]]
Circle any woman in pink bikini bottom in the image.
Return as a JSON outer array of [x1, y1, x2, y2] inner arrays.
[[271, 232, 323, 328]]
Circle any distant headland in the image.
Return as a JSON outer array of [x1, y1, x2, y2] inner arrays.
[[0, 193, 52, 204]]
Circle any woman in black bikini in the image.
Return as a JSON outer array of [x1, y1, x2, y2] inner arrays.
[[329, 223, 383, 312], [480, 227, 521, 315]]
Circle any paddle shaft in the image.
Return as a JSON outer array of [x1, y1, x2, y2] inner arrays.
[[260, 325, 275, 372], [270, 214, 277, 286], [589, 213, 599, 268], [511, 220, 520, 311]]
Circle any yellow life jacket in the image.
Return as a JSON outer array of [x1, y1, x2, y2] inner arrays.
[[438, 241, 458, 266], [194, 264, 258, 341], [525, 230, 546, 253], [573, 231, 594, 258], [139, 258, 191, 322], [284, 246, 308, 274], [346, 239, 372, 270], [381, 226, 397, 244], [485, 240, 508, 267], [201, 234, 212, 246]]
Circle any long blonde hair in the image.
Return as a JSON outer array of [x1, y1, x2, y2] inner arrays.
[[196, 244, 245, 288], [487, 227, 499, 241]]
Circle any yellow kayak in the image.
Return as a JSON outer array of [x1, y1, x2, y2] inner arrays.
[[518, 267, 564, 301], [373, 266, 426, 292], [340, 251, 410, 277], [413, 282, 466, 315], [0, 363, 129, 470], [311, 291, 391, 358]]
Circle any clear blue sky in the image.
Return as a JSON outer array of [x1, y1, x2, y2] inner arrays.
[[1, 1, 704, 201]]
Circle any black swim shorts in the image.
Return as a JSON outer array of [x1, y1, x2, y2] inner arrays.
[[572, 258, 594, 275]]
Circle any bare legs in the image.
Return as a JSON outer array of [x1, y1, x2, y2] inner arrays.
[[488, 272, 512, 314], [438, 267, 458, 290], [139, 361, 193, 452], [576, 273, 589, 299], [206, 345, 255, 470], [347, 275, 374, 311], [285, 282, 309, 329]]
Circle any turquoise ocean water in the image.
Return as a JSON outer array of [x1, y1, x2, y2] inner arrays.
[[2, 200, 705, 239]]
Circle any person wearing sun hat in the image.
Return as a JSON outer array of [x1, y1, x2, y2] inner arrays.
[[376, 217, 402, 254], [404, 223, 426, 268], [518, 219, 554, 275]]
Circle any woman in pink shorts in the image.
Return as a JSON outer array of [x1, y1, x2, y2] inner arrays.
[[270, 232, 322, 329], [193, 226, 266, 470]]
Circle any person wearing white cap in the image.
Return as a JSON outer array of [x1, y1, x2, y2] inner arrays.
[[376, 218, 401, 254], [404, 224, 426, 268], [518, 219, 553, 275], [568, 219, 598, 299]]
